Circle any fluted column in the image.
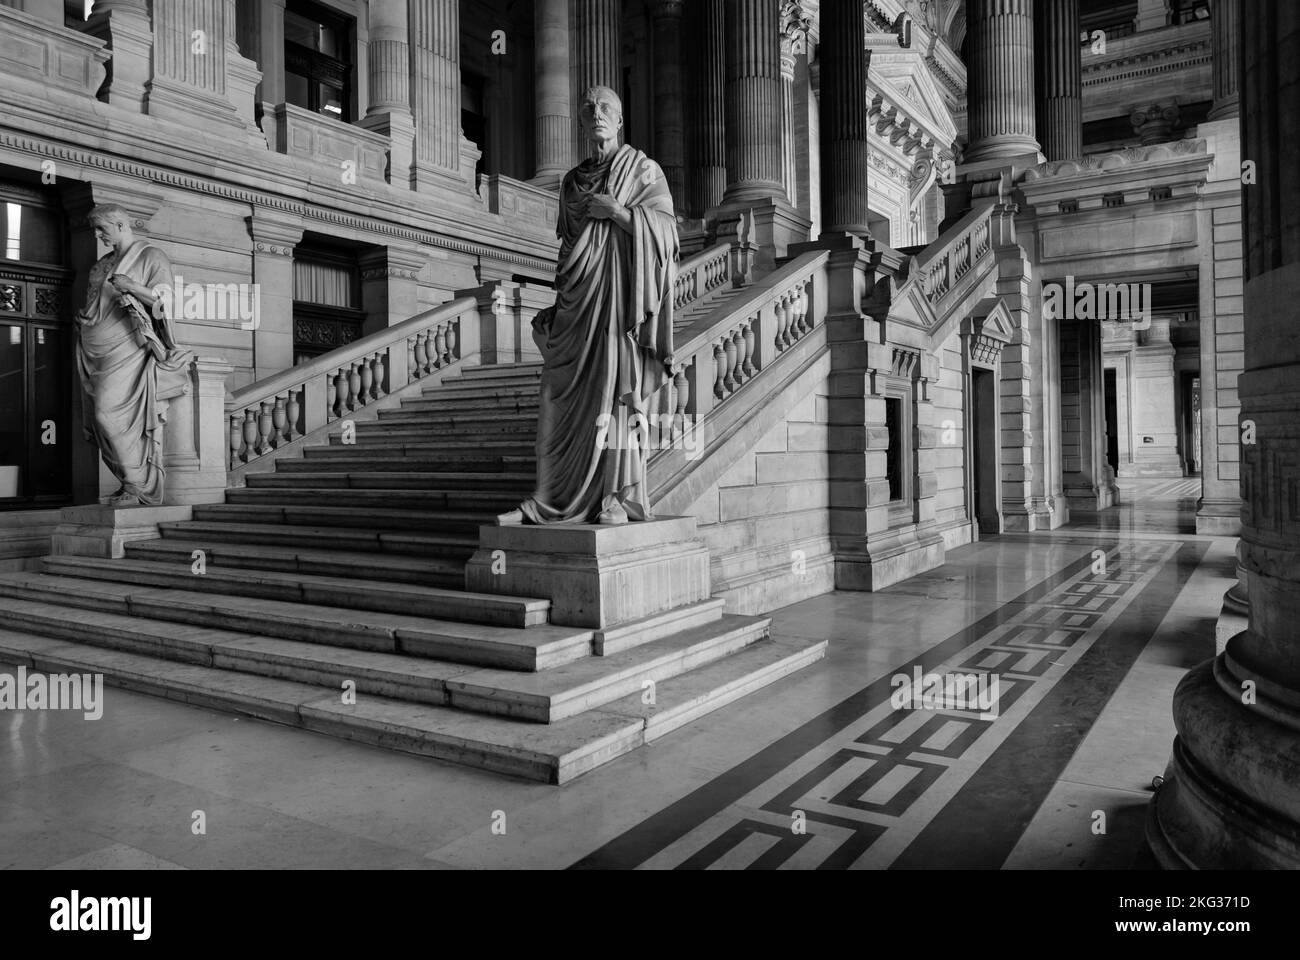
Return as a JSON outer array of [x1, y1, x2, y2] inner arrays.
[[1207, 0, 1239, 120], [1034, 0, 1081, 160], [410, 0, 465, 189], [532, 0, 571, 189], [964, 0, 1040, 163], [819, 0, 872, 235], [1148, 2, 1300, 869], [650, 0, 686, 213], [779, 2, 809, 209], [687, 0, 727, 217], [360, 0, 415, 189], [85, 0, 154, 113], [572, 0, 622, 162], [722, 0, 785, 203]]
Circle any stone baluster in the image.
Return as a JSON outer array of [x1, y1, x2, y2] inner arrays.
[[332, 368, 348, 418], [255, 401, 273, 455], [286, 390, 302, 440], [272, 396, 288, 445], [347, 363, 362, 411], [230, 412, 243, 465], [413, 332, 429, 376], [713, 341, 727, 399]]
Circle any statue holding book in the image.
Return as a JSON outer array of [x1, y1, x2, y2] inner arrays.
[[76, 204, 191, 507]]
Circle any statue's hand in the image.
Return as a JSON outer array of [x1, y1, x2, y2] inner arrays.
[[587, 194, 625, 221]]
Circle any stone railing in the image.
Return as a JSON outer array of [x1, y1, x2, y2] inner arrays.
[[916, 201, 996, 306], [653, 250, 829, 430], [673, 241, 736, 311], [226, 297, 478, 472], [267, 102, 389, 186]]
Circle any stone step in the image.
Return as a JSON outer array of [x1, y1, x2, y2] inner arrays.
[[0, 591, 778, 724], [594, 635, 828, 742], [400, 396, 540, 413], [300, 448, 535, 469], [157, 521, 478, 560], [454, 363, 543, 380], [225, 487, 520, 513], [419, 383, 540, 402], [125, 538, 465, 588], [0, 629, 636, 783], [251, 471, 534, 491], [38, 555, 545, 627], [192, 502, 498, 535], [375, 409, 539, 426], [0, 627, 824, 782], [445, 615, 772, 722], [594, 598, 727, 656], [436, 374, 543, 392], [354, 420, 537, 438], [0, 574, 587, 671], [325, 436, 534, 453]]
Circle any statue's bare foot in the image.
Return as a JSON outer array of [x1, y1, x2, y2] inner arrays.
[[497, 508, 526, 526], [597, 502, 628, 525], [107, 491, 140, 507]]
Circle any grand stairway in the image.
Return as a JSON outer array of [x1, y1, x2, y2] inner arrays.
[[0, 363, 825, 784]]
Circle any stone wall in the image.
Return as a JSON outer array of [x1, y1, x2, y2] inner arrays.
[[683, 385, 836, 616]]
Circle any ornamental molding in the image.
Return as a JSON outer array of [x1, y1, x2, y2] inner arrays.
[[0, 130, 557, 275], [1022, 139, 1208, 183]]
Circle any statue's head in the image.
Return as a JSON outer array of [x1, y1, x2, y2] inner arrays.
[[87, 204, 132, 246], [579, 85, 623, 144]]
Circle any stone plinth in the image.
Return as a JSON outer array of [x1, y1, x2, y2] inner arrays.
[[465, 517, 712, 629], [52, 505, 194, 560]]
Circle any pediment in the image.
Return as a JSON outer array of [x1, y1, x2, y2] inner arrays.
[[869, 56, 958, 145]]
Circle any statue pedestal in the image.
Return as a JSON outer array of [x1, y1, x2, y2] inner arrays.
[[51, 504, 193, 559], [465, 517, 712, 629]]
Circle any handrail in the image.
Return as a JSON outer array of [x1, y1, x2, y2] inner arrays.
[[911, 200, 997, 306], [226, 296, 478, 469], [650, 250, 830, 444], [672, 240, 735, 312]]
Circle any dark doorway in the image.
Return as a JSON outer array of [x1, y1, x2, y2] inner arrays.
[[972, 367, 1000, 534], [0, 181, 73, 509], [1104, 367, 1119, 474], [1180, 371, 1202, 476]]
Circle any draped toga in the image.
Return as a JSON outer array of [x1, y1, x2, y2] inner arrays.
[[76, 240, 183, 506], [520, 143, 679, 524]]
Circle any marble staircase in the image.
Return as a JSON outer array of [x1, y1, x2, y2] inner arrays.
[[0, 363, 825, 783]]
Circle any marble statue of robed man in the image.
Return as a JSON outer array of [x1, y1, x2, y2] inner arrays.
[[76, 204, 190, 507], [500, 85, 679, 526]]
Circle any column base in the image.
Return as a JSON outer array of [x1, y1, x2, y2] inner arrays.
[[465, 517, 712, 629], [51, 505, 194, 560], [833, 525, 946, 592], [1215, 584, 1248, 655], [709, 197, 810, 270], [1196, 497, 1243, 536], [1147, 657, 1300, 869]]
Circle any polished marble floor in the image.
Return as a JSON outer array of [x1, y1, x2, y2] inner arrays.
[[0, 478, 1235, 869]]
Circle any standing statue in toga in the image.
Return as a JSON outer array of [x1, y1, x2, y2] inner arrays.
[[500, 85, 679, 526], [76, 204, 189, 507]]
